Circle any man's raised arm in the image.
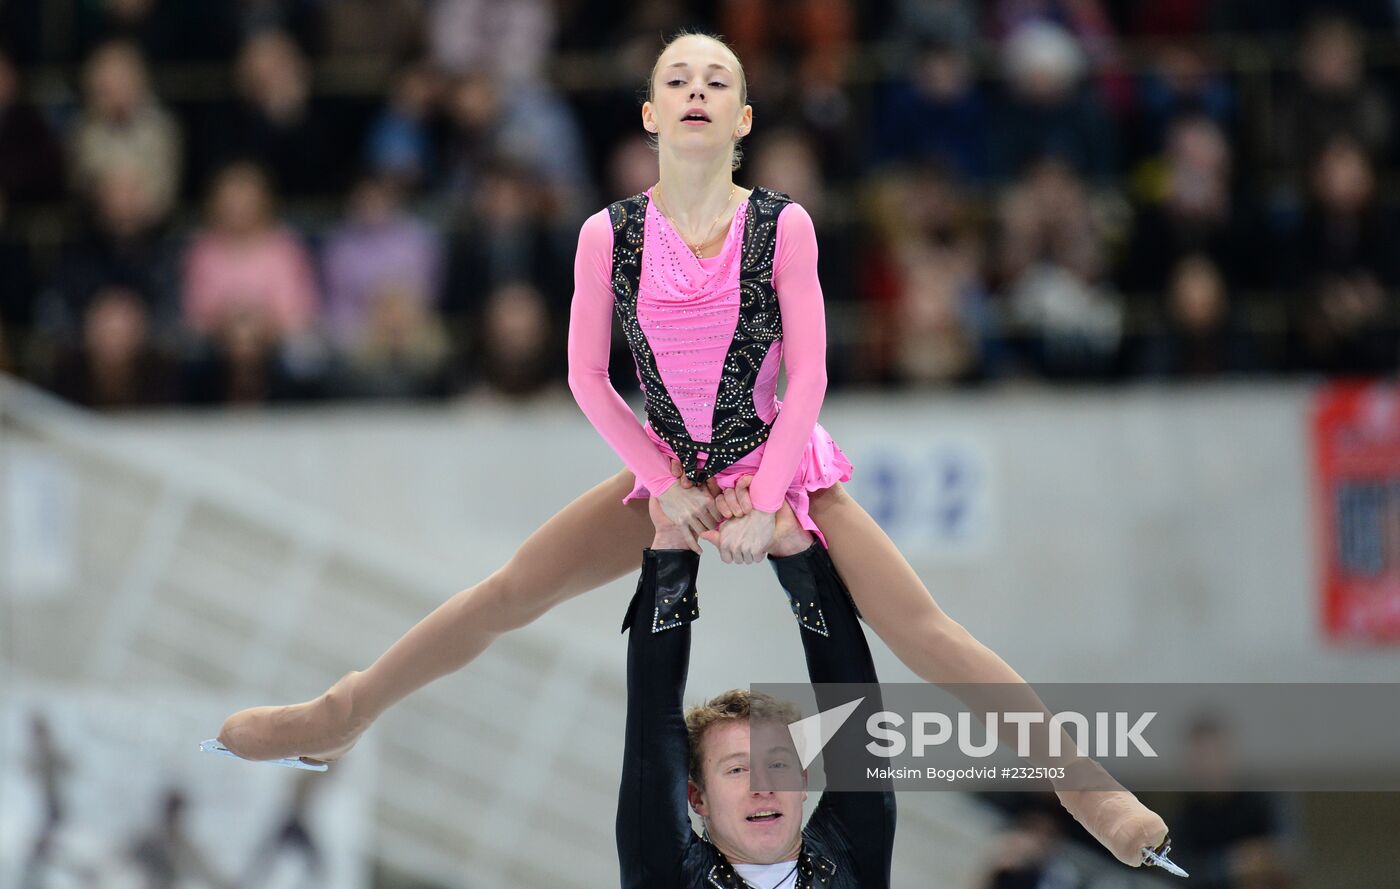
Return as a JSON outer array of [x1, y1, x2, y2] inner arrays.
[[770, 541, 897, 888], [616, 546, 701, 888]]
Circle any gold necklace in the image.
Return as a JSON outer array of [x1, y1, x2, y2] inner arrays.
[[653, 183, 737, 257]]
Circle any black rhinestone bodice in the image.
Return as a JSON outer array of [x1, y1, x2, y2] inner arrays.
[[606, 186, 793, 484]]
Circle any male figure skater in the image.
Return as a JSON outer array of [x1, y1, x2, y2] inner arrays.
[[617, 500, 896, 888]]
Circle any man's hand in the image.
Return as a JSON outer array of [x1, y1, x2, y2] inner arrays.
[[714, 475, 754, 520], [700, 507, 776, 565], [656, 475, 722, 542], [649, 496, 700, 552], [670, 460, 754, 521]]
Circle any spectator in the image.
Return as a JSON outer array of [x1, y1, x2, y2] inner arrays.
[[748, 127, 836, 241], [70, 41, 181, 217], [337, 280, 452, 400], [870, 38, 986, 182], [566, 2, 683, 198], [237, 771, 326, 886], [720, 0, 853, 118], [751, 127, 860, 379], [605, 134, 659, 201], [1288, 137, 1399, 373], [1131, 43, 1233, 163], [207, 31, 342, 197], [442, 160, 569, 331], [995, 156, 1122, 377], [428, 0, 556, 82], [996, 157, 1104, 289], [1290, 136, 1398, 287], [889, 245, 992, 385], [322, 173, 444, 349], [1121, 114, 1269, 296], [182, 162, 318, 339], [721, 1, 858, 179], [182, 305, 312, 405], [365, 61, 443, 189], [128, 788, 230, 889], [471, 281, 561, 397], [51, 165, 178, 331], [440, 70, 502, 201], [988, 21, 1118, 182], [1271, 16, 1391, 185], [49, 285, 177, 407], [181, 163, 321, 404], [859, 164, 987, 382], [988, 0, 1133, 116], [19, 715, 72, 889], [440, 69, 592, 217], [971, 809, 1090, 889], [1135, 254, 1258, 378], [0, 47, 65, 203], [1167, 716, 1299, 889]]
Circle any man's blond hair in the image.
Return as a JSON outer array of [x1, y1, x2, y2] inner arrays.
[[684, 689, 802, 787]]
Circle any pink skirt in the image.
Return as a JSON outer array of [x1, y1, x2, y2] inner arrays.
[[622, 420, 853, 548]]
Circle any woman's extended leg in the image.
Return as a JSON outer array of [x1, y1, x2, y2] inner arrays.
[[808, 482, 1168, 867], [219, 468, 655, 761]]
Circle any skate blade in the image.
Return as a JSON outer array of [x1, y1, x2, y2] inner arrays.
[[199, 739, 329, 772], [1142, 842, 1189, 877]]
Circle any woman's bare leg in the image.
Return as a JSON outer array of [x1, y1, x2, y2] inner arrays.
[[808, 482, 1168, 866], [218, 468, 654, 761], [807, 482, 1017, 684]]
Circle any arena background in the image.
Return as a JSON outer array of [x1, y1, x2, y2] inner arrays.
[[1, 1, 1398, 887]]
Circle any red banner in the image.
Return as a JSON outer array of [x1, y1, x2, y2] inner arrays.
[[1312, 383, 1400, 643]]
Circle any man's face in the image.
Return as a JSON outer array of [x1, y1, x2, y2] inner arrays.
[[688, 719, 806, 864]]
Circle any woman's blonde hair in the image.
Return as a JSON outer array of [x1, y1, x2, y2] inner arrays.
[[643, 29, 749, 171]]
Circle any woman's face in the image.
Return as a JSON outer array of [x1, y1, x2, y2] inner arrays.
[[86, 46, 147, 120], [210, 170, 271, 236], [642, 36, 751, 164]]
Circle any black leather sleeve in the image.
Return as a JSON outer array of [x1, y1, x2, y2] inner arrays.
[[770, 542, 898, 889], [616, 548, 701, 889]]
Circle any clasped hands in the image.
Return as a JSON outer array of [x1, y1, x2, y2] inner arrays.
[[653, 459, 775, 564]]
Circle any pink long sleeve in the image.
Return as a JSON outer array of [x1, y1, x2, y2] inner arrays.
[[746, 203, 829, 513], [566, 210, 679, 498]]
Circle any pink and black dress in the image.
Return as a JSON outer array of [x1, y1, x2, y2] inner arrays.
[[568, 185, 850, 546]]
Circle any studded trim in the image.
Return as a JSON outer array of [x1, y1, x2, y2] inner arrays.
[[784, 588, 830, 638], [704, 845, 837, 888], [653, 583, 698, 633], [606, 186, 792, 484]]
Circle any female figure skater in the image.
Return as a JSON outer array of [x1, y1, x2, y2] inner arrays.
[[219, 30, 1170, 869]]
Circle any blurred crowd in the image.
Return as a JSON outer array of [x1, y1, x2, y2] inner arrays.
[[974, 716, 1300, 889], [1, 0, 1399, 409], [21, 713, 328, 889]]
